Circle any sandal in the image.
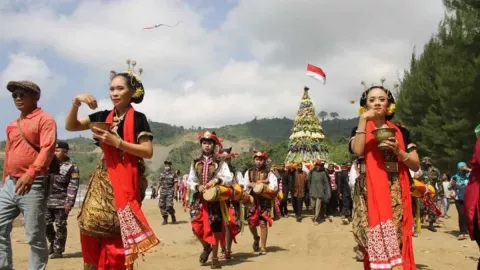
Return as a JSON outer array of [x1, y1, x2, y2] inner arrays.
[[252, 236, 260, 252], [458, 234, 467, 241], [259, 248, 267, 255], [224, 250, 232, 260], [199, 245, 212, 264], [211, 258, 222, 269]]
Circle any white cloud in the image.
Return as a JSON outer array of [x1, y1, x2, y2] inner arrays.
[[0, 53, 66, 100], [0, 0, 446, 134]]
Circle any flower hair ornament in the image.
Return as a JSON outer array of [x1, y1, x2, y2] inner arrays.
[[110, 59, 145, 104], [358, 77, 398, 117]]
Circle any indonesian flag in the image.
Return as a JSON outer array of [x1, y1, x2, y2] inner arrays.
[[306, 63, 326, 84]]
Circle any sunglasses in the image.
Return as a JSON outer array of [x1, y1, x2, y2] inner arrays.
[[12, 92, 27, 99]]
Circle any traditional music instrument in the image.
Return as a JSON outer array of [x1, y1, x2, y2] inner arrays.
[[230, 184, 254, 205], [203, 185, 233, 202], [253, 183, 278, 199], [411, 179, 435, 199], [372, 128, 396, 150]]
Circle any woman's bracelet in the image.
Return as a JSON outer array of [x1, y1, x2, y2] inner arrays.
[[355, 130, 366, 135], [116, 138, 123, 149]]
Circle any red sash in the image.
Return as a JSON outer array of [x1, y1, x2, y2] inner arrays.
[[364, 121, 415, 270], [102, 106, 159, 267]]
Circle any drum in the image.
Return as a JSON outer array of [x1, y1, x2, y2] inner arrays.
[[411, 179, 436, 199], [203, 185, 233, 202], [240, 192, 254, 205], [253, 183, 277, 199], [231, 184, 243, 201], [411, 179, 426, 198]]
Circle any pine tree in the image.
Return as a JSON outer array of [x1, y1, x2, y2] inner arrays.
[[396, 4, 480, 172], [284, 86, 329, 166]]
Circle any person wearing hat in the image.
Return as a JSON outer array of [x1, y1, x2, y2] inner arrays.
[[307, 160, 330, 224], [157, 160, 177, 225], [451, 161, 472, 240], [64, 60, 159, 268], [216, 147, 241, 260], [186, 131, 233, 269], [46, 140, 80, 259], [1, 80, 57, 270], [239, 151, 278, 255], [292, 163, 307, 222]]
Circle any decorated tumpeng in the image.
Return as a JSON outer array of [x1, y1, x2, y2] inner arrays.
[[284, 86, 329, 170]]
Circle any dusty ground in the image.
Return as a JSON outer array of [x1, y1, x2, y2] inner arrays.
[[10, 200, 479, 269]]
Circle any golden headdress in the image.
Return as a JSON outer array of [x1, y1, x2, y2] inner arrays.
[[110, 59, 145, 104], [358, 77, 398, 116]]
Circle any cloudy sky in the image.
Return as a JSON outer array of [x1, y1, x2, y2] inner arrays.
[[0, 0, 446, 139]]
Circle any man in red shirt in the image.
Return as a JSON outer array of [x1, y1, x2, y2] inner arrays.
[[0, 81, 57, 270]]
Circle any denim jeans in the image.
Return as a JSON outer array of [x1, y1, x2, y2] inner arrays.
[[0, 176, 49, 270], [442, 197, 450, 216]]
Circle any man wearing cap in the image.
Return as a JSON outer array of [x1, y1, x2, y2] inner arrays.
[[46, 140, 80, 259], [292, 163, 308, 222], [307, 160, 330, 224], [158, 160, 177, 225], [1, 80, 57, 270], [421, 157, 441, 232]]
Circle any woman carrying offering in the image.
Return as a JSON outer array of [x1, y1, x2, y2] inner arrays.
[[350, 79, 419, 270], [65, 60, 159, 269]]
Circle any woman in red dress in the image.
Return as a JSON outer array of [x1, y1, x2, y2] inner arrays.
[[65, 60, 159, 269], [350, 80, 420, 270]]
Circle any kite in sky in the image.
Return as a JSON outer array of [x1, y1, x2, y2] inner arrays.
[[143, 21, 180, 30], [305, 63, 326, 84]]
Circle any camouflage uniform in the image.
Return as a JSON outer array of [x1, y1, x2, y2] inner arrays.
[[158, 170, 177, 223], [46, 158, 80, 254]]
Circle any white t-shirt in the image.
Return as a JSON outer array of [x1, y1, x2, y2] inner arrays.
[[442, 181, 450, 198]]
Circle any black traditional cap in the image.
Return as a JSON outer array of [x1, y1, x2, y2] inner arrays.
[[7, 80, 41, 98], [56, 140, 69, 151], [164, 160, 172, 166]]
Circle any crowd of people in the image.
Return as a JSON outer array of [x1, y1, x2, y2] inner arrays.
[[0, 59, 478, 270]]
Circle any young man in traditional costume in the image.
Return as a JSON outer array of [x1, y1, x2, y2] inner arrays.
[[216, 147, 241, 260], [240, 151, 278, 255], [187, 131, 233, 269]]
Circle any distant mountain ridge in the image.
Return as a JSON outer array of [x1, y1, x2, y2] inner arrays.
[[0, 117, 356, 183]]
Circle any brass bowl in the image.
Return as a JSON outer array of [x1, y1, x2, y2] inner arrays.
[[89, 122, 111, 132], [372, 128, 396, 150]]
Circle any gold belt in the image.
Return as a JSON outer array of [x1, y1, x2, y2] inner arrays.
[[358, 161, 398, 173]]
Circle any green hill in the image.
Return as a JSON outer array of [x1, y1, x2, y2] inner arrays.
[[0, 117, 356, 183]]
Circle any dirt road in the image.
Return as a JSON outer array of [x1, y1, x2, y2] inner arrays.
[[10, 200, 479, 269]]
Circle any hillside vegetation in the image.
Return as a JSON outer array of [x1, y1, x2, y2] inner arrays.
[[0, 117, 355, 183]]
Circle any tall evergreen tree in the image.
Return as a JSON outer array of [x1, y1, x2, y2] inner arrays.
[[396, 4, 480, 172]]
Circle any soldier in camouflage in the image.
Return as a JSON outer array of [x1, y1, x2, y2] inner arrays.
[[421, 156, 441, 232], [158, 160, 177, 225], [46, 141, 80, 258]]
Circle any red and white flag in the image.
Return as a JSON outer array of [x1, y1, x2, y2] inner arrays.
[[306, 63, 326, 84]]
